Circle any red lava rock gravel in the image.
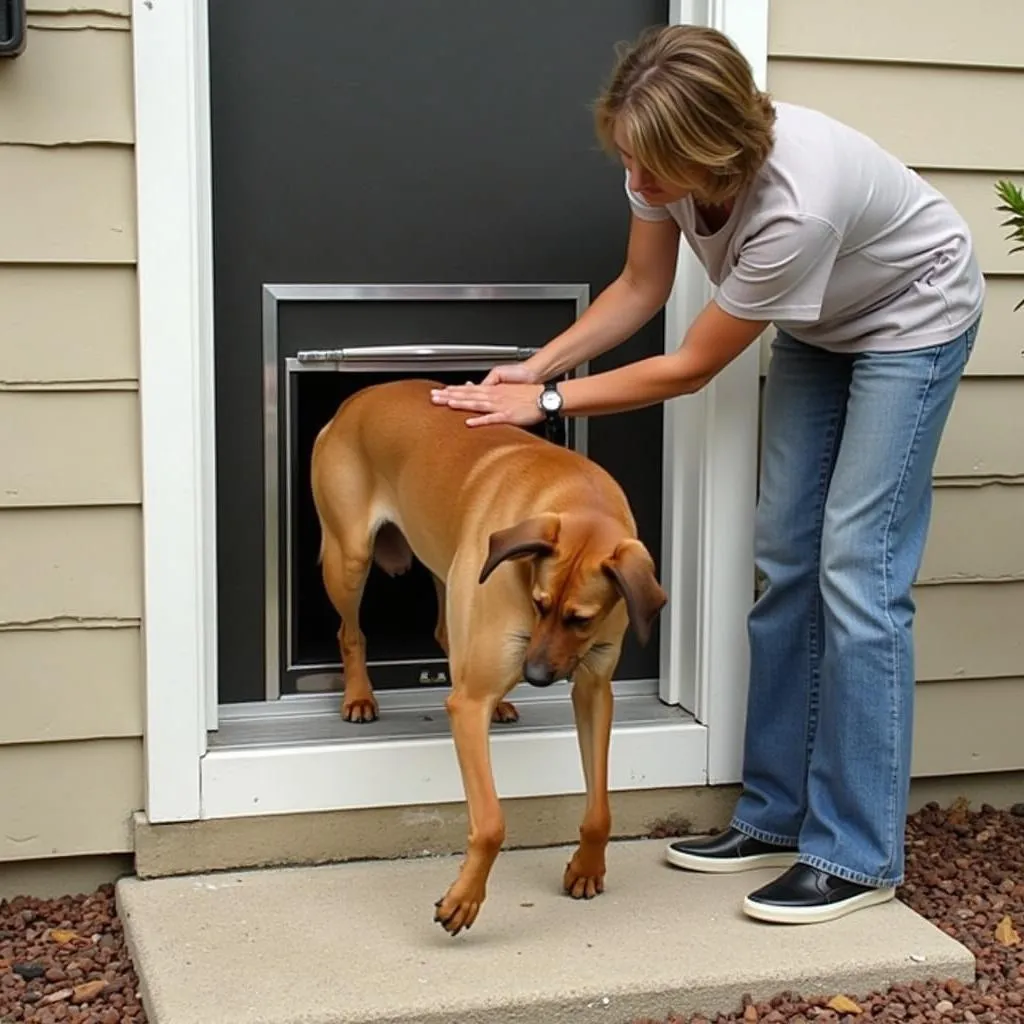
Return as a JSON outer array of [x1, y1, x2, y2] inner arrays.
[[0, 884, 144, 1023], [640, 800, 1024, 1024], [1, 800, 1021, 1024]]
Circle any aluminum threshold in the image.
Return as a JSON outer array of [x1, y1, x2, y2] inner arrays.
[[210, 682, 691, 751]]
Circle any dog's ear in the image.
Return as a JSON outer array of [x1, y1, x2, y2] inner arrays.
[[479, 513, 560, 584], [601, 539, 667, 646]]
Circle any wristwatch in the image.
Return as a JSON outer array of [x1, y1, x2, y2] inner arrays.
[[537, 380, 564, 427]]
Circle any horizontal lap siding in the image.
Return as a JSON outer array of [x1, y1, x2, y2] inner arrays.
[[0, 27, 133, 145], [28, 1, 129, 14], [0, 629, 143, 745], [768, 0, 1024, 69], [0, 266, 139, 386], [965, 278, 1024, 376], [28, 12, 129, 30], [766, 60, 1024, 170], [915, 583, 1024, 682], [913, 678, 1024, 776], [919, 172, 1024, 274], [936, 380, 1024, 479], [766, 3, 1024, 779], [0, 9, 143, 861], [0, 392, 141, 506], [0, 146, 136, 264], [0, 507, 142, 628], [0, 739, 143, 860], [920, 483, 1024, 583]]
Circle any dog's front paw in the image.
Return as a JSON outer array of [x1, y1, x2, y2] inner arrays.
[[563, 848, 606, 900], [491, 701, 519, 724], [341, 694, 379, 723], [433, 880, 486, 937]]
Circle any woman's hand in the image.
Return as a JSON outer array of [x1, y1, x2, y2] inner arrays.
[[430, 381, 544, 428], [480, 362, 540, 387]]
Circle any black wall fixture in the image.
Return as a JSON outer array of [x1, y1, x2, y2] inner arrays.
[[0, 0, 26, 57]]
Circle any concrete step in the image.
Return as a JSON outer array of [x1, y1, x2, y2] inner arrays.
[[117, 838, 974, 1024]]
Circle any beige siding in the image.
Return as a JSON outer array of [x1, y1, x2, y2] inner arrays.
[[0, 28, 133, 145], [0, 739, 142, 861], [913, 678, 1024, 776], [0, 392, 141, 506], [767, 0, 1024, 781], [936, 380, 1024, 479], [0, 628, 143, 745], [0, 1, 142, 864], [920, 484, 1024, 583], [921, 172, 1024, 274], [0, 854, 134, 902], [28, 12, 129, 30], [966, 278, 1024, 376], [0, 507, 142, 627], [28, 0, 129, 13], [768, 61, 1024, 170], [0, 145, 136, 263], [915, 582, 1024, 682], [768, 0, 1024, 69], [0, 265, 139, 387]]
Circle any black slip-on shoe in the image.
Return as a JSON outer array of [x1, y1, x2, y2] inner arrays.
[[665, 827, 799, 874], [743, 862, 896, 924]]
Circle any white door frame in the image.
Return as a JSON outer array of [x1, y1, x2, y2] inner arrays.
[[131, 0, 766, 823], [661, 0, 767, 781]]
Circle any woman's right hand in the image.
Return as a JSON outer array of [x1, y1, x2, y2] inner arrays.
[[480, 362, 542, 387]]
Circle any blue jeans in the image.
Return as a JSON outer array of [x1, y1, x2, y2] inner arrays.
[[730, 319, 979, 888]]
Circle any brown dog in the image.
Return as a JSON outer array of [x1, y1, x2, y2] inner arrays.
[[310, 378, 666, 935]]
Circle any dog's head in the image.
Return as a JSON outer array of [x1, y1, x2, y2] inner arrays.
[[478, 511, 667, 687]]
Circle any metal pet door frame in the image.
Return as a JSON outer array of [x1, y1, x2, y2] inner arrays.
[[261, 282, 591, 702]]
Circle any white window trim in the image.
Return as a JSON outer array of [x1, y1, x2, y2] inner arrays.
[[132, 0, 766, 823]]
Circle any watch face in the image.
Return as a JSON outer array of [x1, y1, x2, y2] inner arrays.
[[540, 389, 562, 412]]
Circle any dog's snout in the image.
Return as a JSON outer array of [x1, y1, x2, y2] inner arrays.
[[523, 659, 557, 688]]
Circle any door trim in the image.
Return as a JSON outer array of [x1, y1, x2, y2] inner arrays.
[[132, 0, 766, 823], [132, 0, 216, 822], [663, 0, 767, 784]]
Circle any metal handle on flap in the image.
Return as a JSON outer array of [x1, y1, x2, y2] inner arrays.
[[296, 344, 534, 363]]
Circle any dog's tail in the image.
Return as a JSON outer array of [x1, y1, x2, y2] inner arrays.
[[310, 424, 332, 567]]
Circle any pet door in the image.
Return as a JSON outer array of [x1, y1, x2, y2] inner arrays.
[[263, 283, 589, 700]]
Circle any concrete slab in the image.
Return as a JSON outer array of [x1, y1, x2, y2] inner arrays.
[[117, 838, 974, 1024]]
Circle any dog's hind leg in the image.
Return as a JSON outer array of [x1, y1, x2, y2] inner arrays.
[[562, 651, 621, 900], [491, 698, 519, 724], [321, 532, 378, 723]]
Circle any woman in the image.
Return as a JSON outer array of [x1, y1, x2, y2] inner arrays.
[[430, 24, 984, 925]]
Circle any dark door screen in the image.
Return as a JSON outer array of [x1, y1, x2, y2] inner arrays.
[[208, 0, 671, 703]]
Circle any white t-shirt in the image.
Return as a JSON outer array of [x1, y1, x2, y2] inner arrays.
[[626, 101, 985, 352]]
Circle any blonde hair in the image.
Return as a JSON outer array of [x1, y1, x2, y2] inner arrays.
[[594, 24, 776, 205]]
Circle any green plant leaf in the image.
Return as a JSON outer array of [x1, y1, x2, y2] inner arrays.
[[994, 179, 1024, 311]]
